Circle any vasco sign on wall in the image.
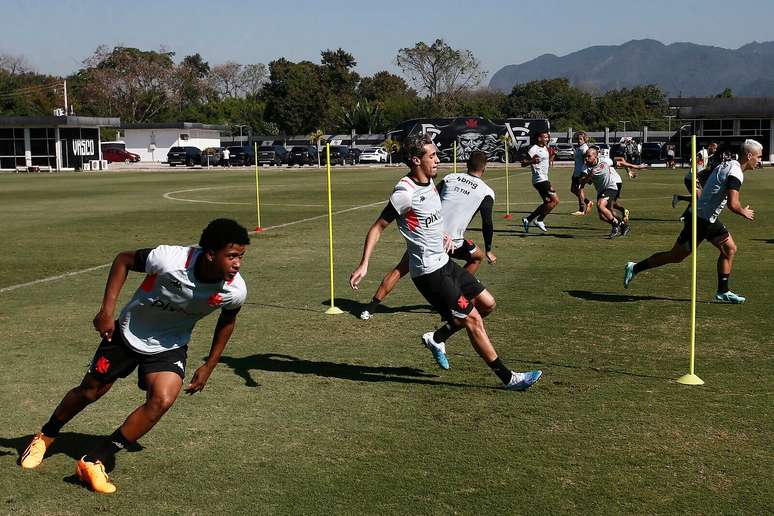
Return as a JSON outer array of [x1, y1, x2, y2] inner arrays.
[[72, 139, 95, 156]]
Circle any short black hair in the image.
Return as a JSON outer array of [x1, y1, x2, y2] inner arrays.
[[402, 133, 434, 166], [467, 150, 487, 172], [199, 218, 250, 251]]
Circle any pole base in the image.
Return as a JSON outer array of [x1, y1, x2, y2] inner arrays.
[[325, 306, 344, 315], [254, 226, 264, 232], [503, 214, 513, 220], [675, 373, 704, 385]]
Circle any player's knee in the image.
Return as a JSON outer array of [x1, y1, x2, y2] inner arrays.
[[721, 240, 737, 258], [479, 298, 496, 316], [147, 392, 177, 417]]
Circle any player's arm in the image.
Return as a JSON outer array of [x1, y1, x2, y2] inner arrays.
[[614, 157, 646, 170], [350, 214, 393, 290], [186, 307, 240, 394], [478, 195, 496, 264], [93, 249, 149, 341], [725, 182, 753, 220]]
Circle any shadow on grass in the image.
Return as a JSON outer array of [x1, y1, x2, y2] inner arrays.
[[0, 432, 142, 473], [521, 359, 672, 380], [219, 353, 489, 389], [752, 238, 774, 244], [566, 290, 691, 303], [324, 298, 433, 318]]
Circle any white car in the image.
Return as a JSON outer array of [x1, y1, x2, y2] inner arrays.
[[359, 147, 388, 163]]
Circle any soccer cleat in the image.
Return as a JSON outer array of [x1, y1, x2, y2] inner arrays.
[[359, 309, 373, 320], [671, 194, 679, 209], [422, 332, 449, 370], [76, 457, 117, 494], [534, 220, 548, 232], [620, 223, 631, 237], [714, 291, 746, 304], [503, 370, 543, 391], [624, 261, 636, 289], [584, 201, 594, 215], [609, 224, 621, 239], [623, 208, 630, 224], [571, 210, 585, 216], [521, 218, 529, 233], [20, 432, 55, 469]]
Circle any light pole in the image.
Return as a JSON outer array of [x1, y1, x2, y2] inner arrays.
[[618, 120, 630, 139], [233, 124, 248, 146], [664, 115, 676, 133], [678, 123, 691, 167]]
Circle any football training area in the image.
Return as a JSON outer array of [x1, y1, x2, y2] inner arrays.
[[1, 164, 772, 514]]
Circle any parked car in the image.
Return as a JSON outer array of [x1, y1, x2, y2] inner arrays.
[[226, 145, 254, 166], [103, 147, 140, 163], [201, 147, 224, 167], [257, 145, 288, 166], [640, 142, 663, 164], [554, 143, 574, 161], [322, 145, 355, 166], [287, 145, 319, 166], [359, 147, 389, 163], [167, 146, 202, 166]]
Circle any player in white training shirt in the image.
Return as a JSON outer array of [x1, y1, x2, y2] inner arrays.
[[350, 134, 541, 391], [20, 219, 249, 493], [358, 151, 496, 320], [570, 131, 593, 216], [521, 130, 559, 233], [624, 139, 761, 303]]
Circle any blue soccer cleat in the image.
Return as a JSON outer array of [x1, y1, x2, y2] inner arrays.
[[521, 218, 529, 233], [715, 291, 746, 304], [422, 332, 449, 369], [624, 261, 636, 289], [503, 370, 543, 391]]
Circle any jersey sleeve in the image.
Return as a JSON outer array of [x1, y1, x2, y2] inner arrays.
[[726, 175, 742, 191], [222, 280, 247, 311], [389, 186, 413, 216], [528, 144, 540, 158], [132, 248, 153, 272], [379, 201, 399, 223]]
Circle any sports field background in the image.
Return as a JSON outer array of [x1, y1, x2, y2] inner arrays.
[[1, 164, 772, 514]]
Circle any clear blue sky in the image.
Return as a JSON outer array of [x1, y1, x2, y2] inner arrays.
[[4, 0, 773, 84]]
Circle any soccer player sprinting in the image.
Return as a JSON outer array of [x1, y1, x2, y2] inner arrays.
[[19, 219, 249, 493], [581, 147, 647, 238], [570, 131, 593, 216], [359, 150, 497, 320], [671, 142, 721, 215], [350, 134, 541, 390], [521, 130, 558, 232], [624, 139, 762, 303]]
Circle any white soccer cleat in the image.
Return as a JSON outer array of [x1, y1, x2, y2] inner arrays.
[[534, 220, 548, 232]]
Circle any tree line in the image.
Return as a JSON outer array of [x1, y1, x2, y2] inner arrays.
[[1, 40, 679, 137]]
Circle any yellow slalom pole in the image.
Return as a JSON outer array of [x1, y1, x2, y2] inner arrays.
[[253, 143, 264, 232], [503, 142, 512, 219], [453, 141, 457, 173], [325, 143, 343, 315], [677, 135, 703, 385]]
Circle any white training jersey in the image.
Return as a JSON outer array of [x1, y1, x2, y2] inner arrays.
[[573, 143, 589, 177], [118, 245, 247, 354], [439, 173, 495, 246], [697, 160, 744, 223], [583, 157, 622, 193], [390, 176, 449, 278], [528, 144, 550, 184]]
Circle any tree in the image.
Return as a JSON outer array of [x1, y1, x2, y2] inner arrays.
[[382, 137, 400, 165], [395, 39, 485, 107], [357, 71, 414, 102], [505, 78, 596, 130], [340, 99, 383, 134], [263, 58, 327, 134], [716, 88, 733, 98]]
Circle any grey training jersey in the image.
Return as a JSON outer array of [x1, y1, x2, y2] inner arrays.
[[118, 245, 247, 354], [583, 157, 622, 193], [573, 143, 589, 177], [390, 176, 450, 278], [698, 160, 744, 223], [528, 144, 550, 184], [439, 172, 495, 246]]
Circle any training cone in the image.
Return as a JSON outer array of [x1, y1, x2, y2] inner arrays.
[[675, 373, 704, 385], [254, 226, 264, 232], [503, 214, 513, 220], [325, 306, 344, 315]]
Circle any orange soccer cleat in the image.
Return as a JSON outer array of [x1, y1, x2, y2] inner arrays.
[[20, 433, 55, 469], [76, 457, 117, 494]]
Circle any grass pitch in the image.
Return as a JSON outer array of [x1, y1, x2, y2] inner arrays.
[[0, 164, 772, 515]]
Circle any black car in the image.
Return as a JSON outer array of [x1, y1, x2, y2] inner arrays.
[[257, 145, 288, 166], [640, 142, 663, 164], [287, 145, 319, 166], [348, 148, 362, 164], [322, 145, 355, 166], [226, 146, 254, 166], [167, 146, 202, 166]]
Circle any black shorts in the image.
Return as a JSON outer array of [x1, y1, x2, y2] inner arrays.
[[684, 176, 692, 193], [597, 188, 619, 202], [88, 326, 188, 390], [676, 217, 730, 247], [616, 182, 623, 199], [570, 174, 586, 190], [533, 181, 556, 202], [449, 239, 478, 262], [412, 260, 486, 321]]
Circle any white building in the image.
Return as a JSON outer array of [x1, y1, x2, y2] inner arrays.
[[122, 122, 226, 162]]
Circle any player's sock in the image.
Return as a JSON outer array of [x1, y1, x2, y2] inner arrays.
[[526, 207, 541, 223], [536, 214, 546, 222], [41, 414, 65, 438], [433, 322, 455, 344], [365, 297, 382, 312], [633, 259, 654, 274], [718, 273, 730, 294], [85, 428, 132, 463], [486, 357, 513, 384]]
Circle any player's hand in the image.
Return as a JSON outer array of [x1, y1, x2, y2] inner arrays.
[[486, 251, 497, 264], [742, 205, 754, 221], [628, 170, 638, 179], [350, 264, 367, 290], [442, 233, 454, 253], [185, 364, 214, 394], [93, 310, 115, 341]]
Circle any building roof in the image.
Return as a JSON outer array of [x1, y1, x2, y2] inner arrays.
[[121, 122, 227, 131], [0, 115, 120, 127], [670, 97, 774, 118]]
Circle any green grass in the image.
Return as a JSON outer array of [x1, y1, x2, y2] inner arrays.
[[1, 164, 772, 515]]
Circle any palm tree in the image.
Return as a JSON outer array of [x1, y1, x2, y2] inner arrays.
[[309, 129, 324, 167], [382, 137, 400, 166]]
